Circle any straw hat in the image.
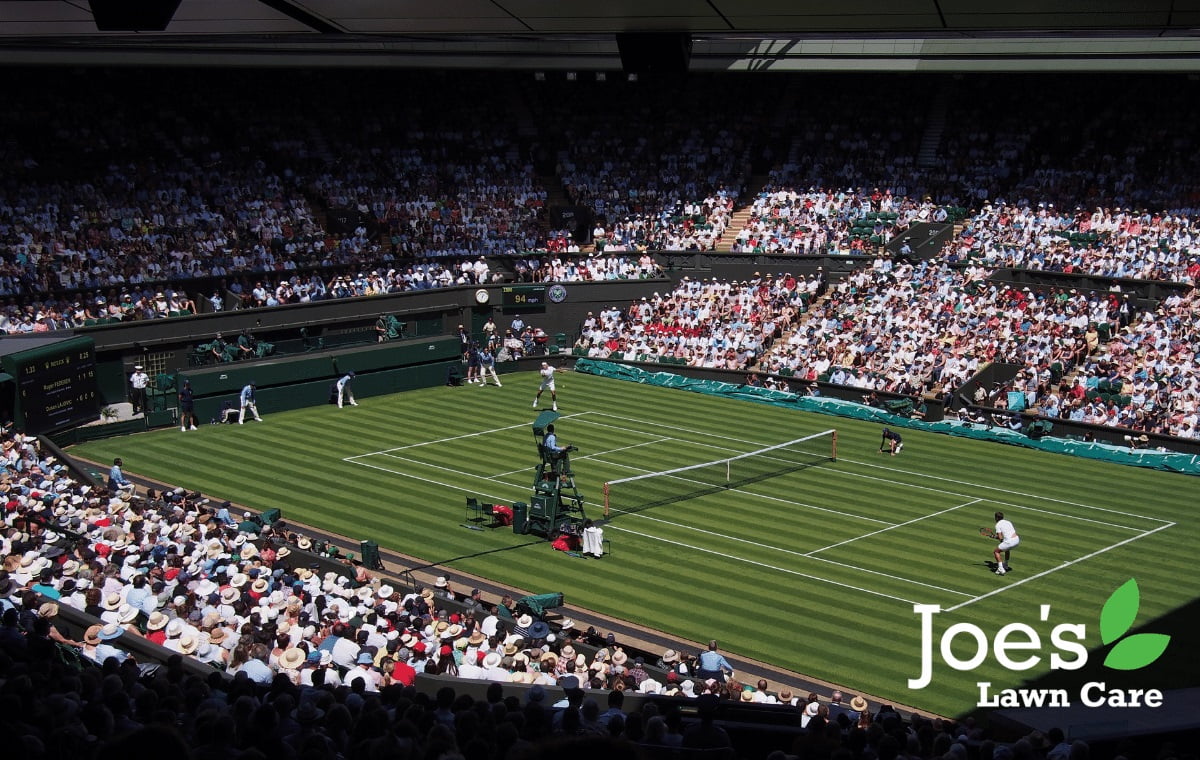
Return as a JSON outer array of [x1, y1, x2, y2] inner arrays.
[[850, 696, 868, 712], [279, 647, 306, 670], [146, 611, 169, 631], [178, 635, 198, 655], [84, 625, 103, 646]]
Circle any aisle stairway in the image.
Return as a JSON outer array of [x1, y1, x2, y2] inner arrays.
[[715, 173, 769, 252]]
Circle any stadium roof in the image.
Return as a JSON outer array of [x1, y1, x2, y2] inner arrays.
[[3, 0, 1200, 71]]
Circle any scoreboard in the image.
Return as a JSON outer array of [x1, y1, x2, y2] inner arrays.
[[1, 337, 99, 435], [501, 284, 547, 312]]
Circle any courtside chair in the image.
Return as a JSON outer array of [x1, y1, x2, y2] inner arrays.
[[465, 497, 485, 528]]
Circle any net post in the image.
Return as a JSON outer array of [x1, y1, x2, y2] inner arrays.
[[831, 429, 838, 461], [602, 482, 610, 518]]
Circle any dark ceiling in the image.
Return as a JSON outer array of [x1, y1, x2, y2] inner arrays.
[[2, 1, 1200, 71]]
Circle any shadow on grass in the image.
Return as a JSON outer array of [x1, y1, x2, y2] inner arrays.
[[408, 539, 554, 572], [605, 459, 826, 519]]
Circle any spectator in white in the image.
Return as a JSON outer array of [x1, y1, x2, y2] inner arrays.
[[238, 381, 262, 424], [345, 650, 384, 692], [336, 371, 358, 408], [129, 365, 149, 415], [108, 457, 135, 494]]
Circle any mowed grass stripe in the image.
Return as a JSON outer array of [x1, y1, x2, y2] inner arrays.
[[67, 368, 1199, 718]]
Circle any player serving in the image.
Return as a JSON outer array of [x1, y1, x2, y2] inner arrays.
[[533, 361, 558, 411]]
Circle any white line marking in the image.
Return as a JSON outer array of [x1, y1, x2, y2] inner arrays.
[[807, 499, 982, 556], [491, 438, 672, 478], [593, 456, 895, 526], [586, 411, 1167, 528], [616, 509, 972, 597], [943, 522, 1177, 612], [829, 457, 1171, 527], [344, 412, 588, 458], [605, 524, 922, 606], [344, 457, 524, 504], [575, 438, 672, 463]]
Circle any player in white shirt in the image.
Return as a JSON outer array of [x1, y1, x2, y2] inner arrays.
[[533, 362, 557, 411], [992, 511, 1020, 575]]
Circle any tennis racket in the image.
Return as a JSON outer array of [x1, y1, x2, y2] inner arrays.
[[979, 527, 999, 539]]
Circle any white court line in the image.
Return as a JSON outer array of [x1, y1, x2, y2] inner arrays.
[[943, 522, 1177, 612], [806, 499, 983, 556], [592, 456, 895, 526], [605, 524, 923, 606], [617, 508, 973, 597], [344, 457, 524, 505], [582, 412, 1162, 531], [485, 438, 670, 478], [347, 440, 953, 600], [344, 412, 589, 458], [574, 438, 672, 463], [827, 457, 1171, 527]]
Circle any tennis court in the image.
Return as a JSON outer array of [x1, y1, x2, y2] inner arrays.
[[347, 409, 1174, 613], [71, 370, 1196, 716]]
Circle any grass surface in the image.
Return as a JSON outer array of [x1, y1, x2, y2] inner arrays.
[[68, 369, 1200, 717]]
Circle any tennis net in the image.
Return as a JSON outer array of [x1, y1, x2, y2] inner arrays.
[[601, 428, 837, 517]]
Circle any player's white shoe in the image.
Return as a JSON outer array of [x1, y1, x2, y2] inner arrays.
[[552, 403, 558, 411], [995, 565, 1007, 575], [532, 401, 537, 408]]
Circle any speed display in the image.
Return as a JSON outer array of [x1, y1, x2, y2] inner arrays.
[[501, 284, 547, 312]]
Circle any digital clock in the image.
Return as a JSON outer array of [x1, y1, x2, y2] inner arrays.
[[500, 285, 548, 312]]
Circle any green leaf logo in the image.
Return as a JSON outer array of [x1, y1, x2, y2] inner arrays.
[[1099, 579, 1171, 670], [1104, 634, 1171, 670], [1099, 578, 1140, 645]]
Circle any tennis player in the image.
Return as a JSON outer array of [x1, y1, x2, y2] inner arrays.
[[533, 362, 557, 411], [992, 511, 1019, 575], [879, 427, 903, 455]]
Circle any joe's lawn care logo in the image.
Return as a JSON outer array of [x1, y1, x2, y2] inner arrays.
[[908, 579, 1170, 707]]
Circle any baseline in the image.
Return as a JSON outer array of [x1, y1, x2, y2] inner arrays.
[[943, 522, 1177, 612]]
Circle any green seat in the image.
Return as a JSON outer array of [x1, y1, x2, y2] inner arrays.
[[778, 367, 794, 377]]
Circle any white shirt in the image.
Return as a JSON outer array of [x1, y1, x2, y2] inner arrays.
[[995, 518, 1018, 540]]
